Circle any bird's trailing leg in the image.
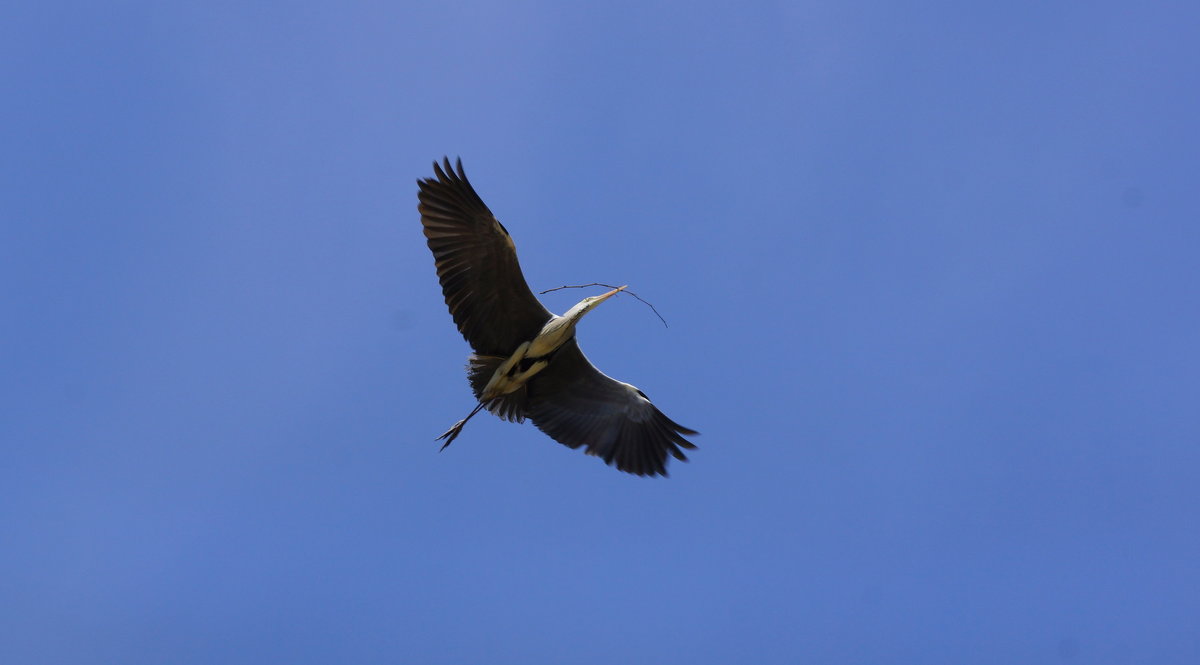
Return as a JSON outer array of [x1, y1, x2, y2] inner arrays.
[[437, 341, 538, 452], [435, 402, 486, 451]]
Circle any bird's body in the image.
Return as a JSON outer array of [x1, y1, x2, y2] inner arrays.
[[418, 158, 697, 476]]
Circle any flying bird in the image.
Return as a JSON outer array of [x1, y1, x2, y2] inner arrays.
[[418, 157, 697, 476]]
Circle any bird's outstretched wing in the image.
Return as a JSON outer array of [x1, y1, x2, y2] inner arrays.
[[418, 158, 553, 355], [526, 339, 698, 476]]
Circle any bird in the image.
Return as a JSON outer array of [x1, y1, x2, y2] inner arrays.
[[418, 157, 697, 476]]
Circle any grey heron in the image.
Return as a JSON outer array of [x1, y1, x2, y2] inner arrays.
[[418, 158, 697, 476]]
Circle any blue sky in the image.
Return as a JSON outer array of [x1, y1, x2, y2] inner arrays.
[[3, 2, 1198, 663]]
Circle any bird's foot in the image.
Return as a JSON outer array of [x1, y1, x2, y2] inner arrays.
[[435, 419, 466, 451], [434, 402, 486, 452]]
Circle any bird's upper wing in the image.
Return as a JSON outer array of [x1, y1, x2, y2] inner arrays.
[[526, 339, 698, 477], [419, 158, 553, 355]]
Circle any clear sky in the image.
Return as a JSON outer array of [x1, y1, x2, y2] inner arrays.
[[3, 2, 1198, 663]]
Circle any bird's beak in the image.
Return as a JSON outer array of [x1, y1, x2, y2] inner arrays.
[[570, 285, 628, 322], [597, 285, 627, 302]]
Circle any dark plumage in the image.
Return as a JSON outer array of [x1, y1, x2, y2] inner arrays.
[[418, 158, 697, 476]]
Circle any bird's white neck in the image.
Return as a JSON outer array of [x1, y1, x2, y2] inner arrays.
[[527, 297, 597, 358]]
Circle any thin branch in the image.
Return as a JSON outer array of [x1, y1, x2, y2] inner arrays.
[[539, 283, 669, 328]]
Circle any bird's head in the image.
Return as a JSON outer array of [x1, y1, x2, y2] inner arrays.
[[566, 285, 627, 323]]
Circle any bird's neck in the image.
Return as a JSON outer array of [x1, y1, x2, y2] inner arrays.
[[527, 305, 590, 359]]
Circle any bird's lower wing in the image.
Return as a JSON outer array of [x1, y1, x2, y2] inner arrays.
[[526, 340, 697, 477]]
